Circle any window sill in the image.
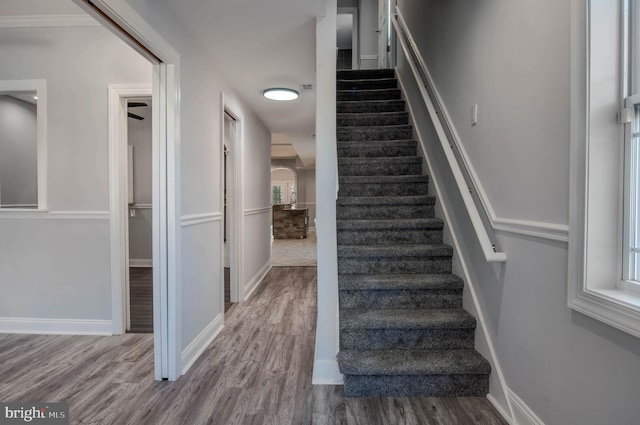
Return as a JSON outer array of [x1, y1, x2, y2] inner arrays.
[[569, 287, 640, 339]]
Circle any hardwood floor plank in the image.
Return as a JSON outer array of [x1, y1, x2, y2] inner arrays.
[[0, 267, 508, 425]]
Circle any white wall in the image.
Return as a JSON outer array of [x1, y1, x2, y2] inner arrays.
[[396, 0, 640, 424], [0, 24, 151, 323], [128, 107, 152, 262], [123, 0, 272, 366], [0, 95, 37, 207]]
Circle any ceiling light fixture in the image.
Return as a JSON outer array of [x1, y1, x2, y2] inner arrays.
[[263, 88, 299, 101]]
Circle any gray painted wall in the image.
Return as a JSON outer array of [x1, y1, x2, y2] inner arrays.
[[0, 95, 37, 207], [396, 0, 640, 424], [125, 0, 273, 354], [0, 24, 152, 321], [128, 107, 152, 262]]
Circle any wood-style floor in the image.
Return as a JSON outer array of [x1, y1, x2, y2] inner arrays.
[[129, 267, 153, 333], [0, 267, 508, 425]]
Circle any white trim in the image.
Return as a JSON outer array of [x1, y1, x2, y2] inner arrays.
[[493, 218, 569, 243], [0, 318, 112, 335], [567, 0, 640, 339], [180, 212, 222, 227], [222, 95, 245, 305], [243, 263, 272, 302], [181, 313, 224, 375], [130, 259, 152, 268], [397, 70, 515, 422], [360, 54, 378, 60], [311, 360, 344, 385], [487, 394, 515, 425], [0, 15, 99, 28], [506, 387, 546, 425], [0, 204, 38, 208], [0, 210, 108, 220], [79, 0, 182, 381], [243, 206, 271, 216], [130, 203, 152, 209], [393, 9, 567, 245]]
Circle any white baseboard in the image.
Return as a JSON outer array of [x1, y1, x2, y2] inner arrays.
[[488, 394, 515, 425], [507, 387, 545, 425], [312, 359, 343, 385], [0, 317, 112, 335], [243, 262, 272, 301], [181, 313, 224, 375], [129, 259, 152, 268]]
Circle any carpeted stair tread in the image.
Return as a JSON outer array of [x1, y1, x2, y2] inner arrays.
[[339, 274, 464, 291], [337, 244, 453, 257], [337, 218, 443, 231], [337, 88, 402, 101], [340, 308, 476, 330], [337, 349, 490, 376], [337, 69, 395, 80], [337, 195, 435, 206], [337, 100, 405, 114], [337, 125, 412, 141], [337, 139, 417, 147], [337, 78, 398, 90], [339, 175, 428, 184], [338, 156, 421, 165], [337, 111, 409, 127]]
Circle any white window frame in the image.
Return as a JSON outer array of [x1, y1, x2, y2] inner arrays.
[[569, 0, 640, 338], [0, 79, 47, 212]]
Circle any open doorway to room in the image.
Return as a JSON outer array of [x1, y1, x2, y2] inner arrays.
[[125, 98, 153, 333], [223, 110, 237, 313]]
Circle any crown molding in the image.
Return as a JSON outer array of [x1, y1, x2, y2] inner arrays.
[[0, 15, 99, 28]]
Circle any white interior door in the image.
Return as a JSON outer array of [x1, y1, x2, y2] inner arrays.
[[377, 0, 390, 69]]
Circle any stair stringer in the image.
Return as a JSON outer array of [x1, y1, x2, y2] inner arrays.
[[397, 70, 515, 423]]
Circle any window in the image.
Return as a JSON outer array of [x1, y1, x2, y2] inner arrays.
[[569, 0, 640, 338], [0, 79, 47, 211]]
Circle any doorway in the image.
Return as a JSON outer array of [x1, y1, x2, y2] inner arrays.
[[337, 7, 359, 70], [223, 108, 241, 311], [126, 98, 153, 333]]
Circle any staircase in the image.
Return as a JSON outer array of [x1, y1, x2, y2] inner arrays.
[[335, 69, 491, 397]]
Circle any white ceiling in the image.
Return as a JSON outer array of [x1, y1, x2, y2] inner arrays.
[[159, 0, 323, 168]]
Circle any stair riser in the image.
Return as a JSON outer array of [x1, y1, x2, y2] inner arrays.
[[337, 79, 398, 90], [337, 204, 435, 220], [339, 182, 428, 197], [337, 69, 395, 80], [338, 162, 422, 177], [337, 228, 443, 245], [338, 257, 452, 274], [337, 101, 405, 114], [337, 90, 401, 101], [339, 289, 462, 309], [342, 374, 490, 398], [337, 113, 408, 127], [338, 127, 412, 142], [337, 144, 417, 158], [340, 328, 473, 350]]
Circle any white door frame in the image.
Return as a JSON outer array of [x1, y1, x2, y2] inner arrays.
[[76, 0, 182, 381], [108, 85, 151, 334], [221, 94, 244, 305], [338, 7, 359, 70]]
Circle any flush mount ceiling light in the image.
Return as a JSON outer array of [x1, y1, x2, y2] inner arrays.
[[263, 88, 299, 101]]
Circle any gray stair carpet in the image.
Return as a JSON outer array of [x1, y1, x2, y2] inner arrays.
[[336, 68, 491, 398]]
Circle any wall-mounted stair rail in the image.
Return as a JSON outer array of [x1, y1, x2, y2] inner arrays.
[[391, 8, 506, 263]]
